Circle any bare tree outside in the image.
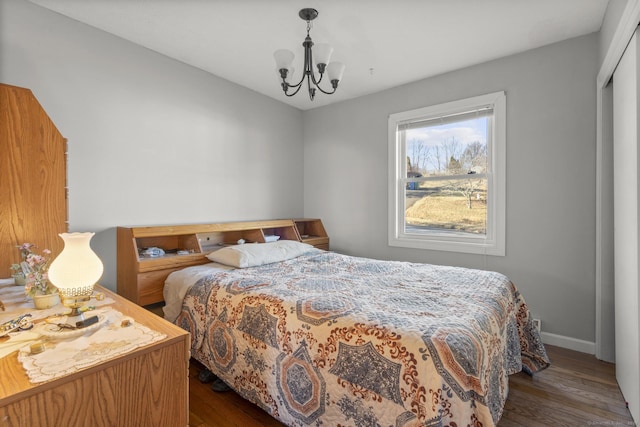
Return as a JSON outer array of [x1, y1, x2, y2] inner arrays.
[[444, 140, 487, 209]]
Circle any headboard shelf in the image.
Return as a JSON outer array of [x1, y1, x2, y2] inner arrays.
[[117, 219, 328, 306]]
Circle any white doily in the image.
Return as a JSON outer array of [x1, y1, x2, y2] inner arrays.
[[17, 307, 166, 383]]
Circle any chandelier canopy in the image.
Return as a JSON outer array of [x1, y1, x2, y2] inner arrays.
[[274, 8, 345, 101]]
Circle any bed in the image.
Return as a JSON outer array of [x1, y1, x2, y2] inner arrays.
[[165, 240, 549, 427]]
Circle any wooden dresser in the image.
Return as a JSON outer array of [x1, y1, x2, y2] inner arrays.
[[0, 285, 189, 427]]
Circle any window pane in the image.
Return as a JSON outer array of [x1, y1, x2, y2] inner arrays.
[[405, 116, 488, 178], [405, 178, 487, 235], [404, 113, 488, 235]]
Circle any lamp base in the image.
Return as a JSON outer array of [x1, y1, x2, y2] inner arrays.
[[61, 295, 90, 323]]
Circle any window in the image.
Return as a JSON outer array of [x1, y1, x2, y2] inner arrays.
[[388, 91, 505, 255]]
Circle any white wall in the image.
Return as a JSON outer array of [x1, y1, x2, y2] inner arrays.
[[303, 34, 599, 347], [0, 0, 304, 290]]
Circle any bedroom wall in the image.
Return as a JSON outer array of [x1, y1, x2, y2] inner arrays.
[[303, 34, 599, 349], [0, 0, 304, 290]]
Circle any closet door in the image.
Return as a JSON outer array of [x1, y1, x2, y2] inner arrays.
[[0, 84, 68, 278], [613, 29, 640, 424]]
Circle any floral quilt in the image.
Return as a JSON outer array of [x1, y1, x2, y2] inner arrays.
[[175, 250, 549, 427]]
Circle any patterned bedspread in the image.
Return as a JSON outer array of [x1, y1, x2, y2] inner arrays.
[[175, 250, 549, 427]]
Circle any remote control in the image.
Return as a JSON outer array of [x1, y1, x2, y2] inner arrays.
[[76, 315, 99, 329]]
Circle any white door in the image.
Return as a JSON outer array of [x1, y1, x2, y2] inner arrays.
[[613, 28, 640, 425]]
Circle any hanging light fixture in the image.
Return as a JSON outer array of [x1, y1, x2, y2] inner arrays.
[[274, 8, 345, 101]]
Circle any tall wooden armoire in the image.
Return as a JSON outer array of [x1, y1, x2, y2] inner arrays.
[[0, 84, 68, 278]]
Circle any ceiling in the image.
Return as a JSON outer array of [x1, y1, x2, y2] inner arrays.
[[29, 0, 609, 111]]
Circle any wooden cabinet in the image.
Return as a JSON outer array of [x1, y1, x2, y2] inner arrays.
[[0, 84, 68, 278], [117, 219, 329, 306], [0, 285, 189, 427]]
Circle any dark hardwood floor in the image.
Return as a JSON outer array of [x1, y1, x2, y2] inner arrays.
[[188, 344, 636, 427]]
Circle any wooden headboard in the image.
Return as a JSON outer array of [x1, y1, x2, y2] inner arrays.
[[116, 219, 328, 306]]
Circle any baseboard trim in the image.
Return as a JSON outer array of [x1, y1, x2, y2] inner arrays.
[[541, 331, 596, 355]]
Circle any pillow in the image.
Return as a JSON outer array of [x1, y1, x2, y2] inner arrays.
[[206, 240, 315, 268]]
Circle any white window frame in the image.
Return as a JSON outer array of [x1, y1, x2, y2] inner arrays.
[[388, 91, 506, 256]]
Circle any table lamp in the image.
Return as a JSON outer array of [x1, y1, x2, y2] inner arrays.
[[48, 232, 104, 322]]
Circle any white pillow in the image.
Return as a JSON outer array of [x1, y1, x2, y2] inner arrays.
[[206, 240, 315, 268]]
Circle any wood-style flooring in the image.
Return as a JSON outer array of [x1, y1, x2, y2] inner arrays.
[[188, 344, 636, 427]]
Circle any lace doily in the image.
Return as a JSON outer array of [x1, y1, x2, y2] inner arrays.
[[17, 307, 166, 383]]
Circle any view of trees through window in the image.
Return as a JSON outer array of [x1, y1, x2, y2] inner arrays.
[[404, 116, 489, 235]]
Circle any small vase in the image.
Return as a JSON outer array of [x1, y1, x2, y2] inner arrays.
[[32, 293, 60, 309], [12, 274, 26, 286]]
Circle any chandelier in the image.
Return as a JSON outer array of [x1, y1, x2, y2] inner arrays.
[[274, 8, 345, 101]]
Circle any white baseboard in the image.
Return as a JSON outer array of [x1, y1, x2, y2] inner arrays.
[[541, 331, 596, 355]]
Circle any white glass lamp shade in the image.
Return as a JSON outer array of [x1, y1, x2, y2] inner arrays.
[[48, 232, 104, 298], [327, 61, 346, 82], [274, 49, 295, 71], [313, 43, 333, 66]]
